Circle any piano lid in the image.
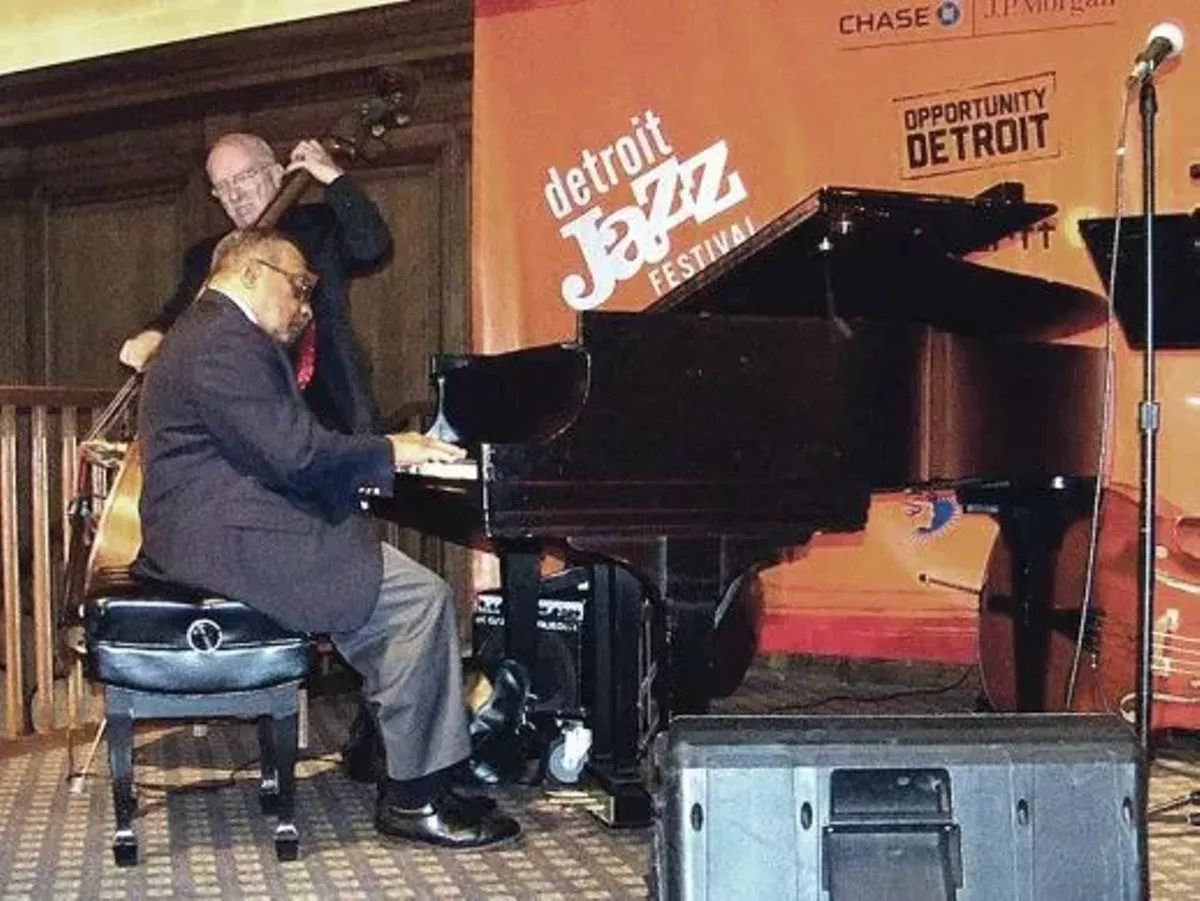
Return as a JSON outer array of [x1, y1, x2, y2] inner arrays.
[[429, 344, 590, 447], [646, 182, 1106, 340]]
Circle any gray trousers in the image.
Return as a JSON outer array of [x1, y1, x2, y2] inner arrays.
[[331, 543, 471, 781]]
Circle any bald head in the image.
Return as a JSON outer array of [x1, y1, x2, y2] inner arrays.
[[210, 228, 292, 275], [207, 229, 315, 346], [207, 133, 275, 173]]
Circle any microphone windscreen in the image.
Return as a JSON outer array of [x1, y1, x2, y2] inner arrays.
[[1147, 21, 1185, 55]]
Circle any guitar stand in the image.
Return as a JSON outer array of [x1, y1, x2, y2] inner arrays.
[[1144, 729, 1200, 830], [1148, 789, 1200, 827], [68, 716, 107, 794]]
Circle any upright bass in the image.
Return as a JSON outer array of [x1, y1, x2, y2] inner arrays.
[[80, 72, 419, 593], [979, 483, 1200, 732]]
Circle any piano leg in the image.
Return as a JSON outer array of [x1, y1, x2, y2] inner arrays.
[[576, 537, 776, 827], [659, 537, 770, 716], [496, 537, 778, 828], [667, 603, 715, 716], [499, 549, 541, 690], [962, 478, 1096, 712], [586, 562, 656, 828], [495, 551, 657, 827]]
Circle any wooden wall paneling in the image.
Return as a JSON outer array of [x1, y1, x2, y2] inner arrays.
[[0, 200, 29, 382], [25, 187, 49, 385], [0, 2, 477, 622], [29, 120, 198, 201], [353, 158, 445, 572], [0, 2, 474, 135], [355, 161, 445, 424], [439, 121, 471, 356], [46, 193, 183, 388], [28, 119, 201, 388], [344, 123, 472, 593], [0, 7, 474, 395], [434, 121, 472, 602]]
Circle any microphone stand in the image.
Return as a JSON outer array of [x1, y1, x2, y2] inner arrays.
[[1133, 72, 1157, 899], [1133, 75, 1157, 762], [1129, 74, 1200, 870]]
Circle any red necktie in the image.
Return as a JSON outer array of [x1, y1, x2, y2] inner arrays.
[[294, 323, 316, 389]]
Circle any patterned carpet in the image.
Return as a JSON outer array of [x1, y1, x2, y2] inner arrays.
[[0, 658, 1197, 899]]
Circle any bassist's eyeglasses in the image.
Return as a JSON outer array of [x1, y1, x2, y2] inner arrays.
[[211, 165, 272, 198]]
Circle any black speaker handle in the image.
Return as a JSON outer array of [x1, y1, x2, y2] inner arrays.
[[1190, 162, 1200, 180]]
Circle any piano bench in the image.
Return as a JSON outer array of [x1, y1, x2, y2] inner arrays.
[[82, 575, 311, 867]]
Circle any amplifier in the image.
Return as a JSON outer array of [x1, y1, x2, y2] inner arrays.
[[471, 567, 589, 717], [651, 713, 1142, 901]]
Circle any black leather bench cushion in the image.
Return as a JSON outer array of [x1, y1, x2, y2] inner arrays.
[[85, 581, 310, 694]]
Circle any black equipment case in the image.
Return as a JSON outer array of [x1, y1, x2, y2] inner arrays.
[[650, 713, 1141, 901]]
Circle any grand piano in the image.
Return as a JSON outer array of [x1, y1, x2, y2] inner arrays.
[[372, 182, 1107, 825]]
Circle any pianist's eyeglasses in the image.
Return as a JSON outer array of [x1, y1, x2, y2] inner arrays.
[[253, 258, 319, 302]]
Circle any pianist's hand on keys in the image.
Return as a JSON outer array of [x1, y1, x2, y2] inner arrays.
[[387, 430, 467, 469]]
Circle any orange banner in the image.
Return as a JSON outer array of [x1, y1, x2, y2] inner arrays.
[[472, 0, 1199, 659]]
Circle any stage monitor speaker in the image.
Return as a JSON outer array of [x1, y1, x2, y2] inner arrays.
[[651, 713, 1141, 901]]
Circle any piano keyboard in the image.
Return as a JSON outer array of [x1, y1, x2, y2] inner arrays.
[[396, 460, 479, 481]]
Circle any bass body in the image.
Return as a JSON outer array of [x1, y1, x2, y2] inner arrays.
[[980, 484, 1200, 731]]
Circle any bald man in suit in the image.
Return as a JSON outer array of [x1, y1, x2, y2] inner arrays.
[[135, 228, 520, 849]]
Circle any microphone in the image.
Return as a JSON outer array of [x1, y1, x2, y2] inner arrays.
[[1129, 21, 1185, 83]]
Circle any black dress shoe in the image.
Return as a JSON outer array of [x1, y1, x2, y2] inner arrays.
[[342, 713, 502, 810], [375, 790, 521, 849], [374, 771, 498, 817], [448, 789, 498, 816]]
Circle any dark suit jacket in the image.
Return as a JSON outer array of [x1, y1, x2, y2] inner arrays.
[[147, 176, 391, 436], [136, 289, 396, 634]]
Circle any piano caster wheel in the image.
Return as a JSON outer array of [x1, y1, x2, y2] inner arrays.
[[275, 825, 300, 862], [112, 830, 138, 867], [545, 722, 592, 785]]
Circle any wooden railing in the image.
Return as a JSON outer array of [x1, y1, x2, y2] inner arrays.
[[0, 389, 458, 742], [0, 385, 118, 739]]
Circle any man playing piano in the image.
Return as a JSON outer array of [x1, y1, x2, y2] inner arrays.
[[118, 130, 396, 784], [134, 228, 521, 849]]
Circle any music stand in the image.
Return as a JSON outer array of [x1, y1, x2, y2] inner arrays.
[[1079, 211, 1200, 350]]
